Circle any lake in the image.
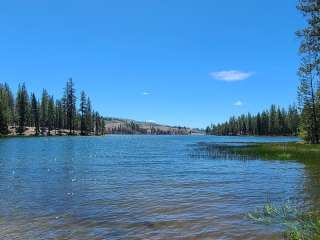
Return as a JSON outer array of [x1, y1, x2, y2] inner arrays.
[[0, 135, 318, 240]]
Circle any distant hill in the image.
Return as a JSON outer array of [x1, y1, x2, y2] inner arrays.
[[104, 117, 204, 135]]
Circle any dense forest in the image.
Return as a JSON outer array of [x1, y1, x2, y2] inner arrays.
[[206, 105, 300, 136], [207, 0, 320, 144], [0, 79, 105, 136]]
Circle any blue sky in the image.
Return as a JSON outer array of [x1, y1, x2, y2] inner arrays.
[[0, 0, 304, 128]]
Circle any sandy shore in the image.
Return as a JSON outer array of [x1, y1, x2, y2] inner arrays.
[[6, 126, 82, 137]]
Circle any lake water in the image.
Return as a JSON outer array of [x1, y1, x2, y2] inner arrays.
[[0, 135, 319, 240]]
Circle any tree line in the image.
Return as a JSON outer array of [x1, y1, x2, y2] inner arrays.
[[206, 105, 300, 136], [0, 79, 105, 136]]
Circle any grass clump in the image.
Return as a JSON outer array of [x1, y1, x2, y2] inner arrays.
[[228, 142, 320, 162], [248, 202, 320, 240]]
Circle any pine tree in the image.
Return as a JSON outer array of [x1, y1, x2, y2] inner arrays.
[[279, 108, 288, 134], [288, 105, 300, 135], [55, 100, 64, 131], [85, 97, 92, 134], [256, 113, 262, 135], [47, 96, 55, 135], [31, 93, 40, 135], [0, 98, 7, 134], [61, 95, 67, 129], [0, 83, 15, 127], [16, 83, 29, 134], [94, 112, 99, 135], [40, 89, 49, 130], [297, 57, 319, 143], [101, 117, 105, 135], [269, 105, 277, 135], [64, 78, 76, 135], [79, 91, 87, 135], [0, 84, 8, 134], [4, 83, 15, 126]]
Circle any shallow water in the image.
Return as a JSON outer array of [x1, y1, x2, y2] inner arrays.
[[0, 135, 318, 240]]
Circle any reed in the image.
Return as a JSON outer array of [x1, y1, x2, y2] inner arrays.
[[226, 142, 320, 162]]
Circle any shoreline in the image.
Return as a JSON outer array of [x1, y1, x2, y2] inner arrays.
[[1, 131, 299, 138], [0, 126, 105, 138], [0, 126, 195, 138]]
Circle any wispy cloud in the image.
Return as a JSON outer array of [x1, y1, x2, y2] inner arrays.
[[233, 100, 243, 106], [146, 120, 157, 123], [209, 70, 254, 82], [142, 92, 150, 96]]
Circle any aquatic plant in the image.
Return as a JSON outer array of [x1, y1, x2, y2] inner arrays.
[[225, 142, 320, 162], [248, 202, 320, 240]]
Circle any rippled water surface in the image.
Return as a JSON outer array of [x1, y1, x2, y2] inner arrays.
[[0, 135, 319, 240]]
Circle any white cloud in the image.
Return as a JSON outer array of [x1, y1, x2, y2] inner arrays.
[[233, 100, 243, 106], [146, 120, 157, 123], [142, 92, 150, 96], [209, 70, 254, 82]]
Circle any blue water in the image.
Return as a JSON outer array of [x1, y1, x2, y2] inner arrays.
[[0, 135, 314, 240]]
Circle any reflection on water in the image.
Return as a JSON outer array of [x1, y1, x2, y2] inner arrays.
[[0, 135, 317, 240]]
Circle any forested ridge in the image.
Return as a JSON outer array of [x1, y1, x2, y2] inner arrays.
[[207, 0, 320, 144], [104, 118, 192, 135], [0, 79, 105, 136]]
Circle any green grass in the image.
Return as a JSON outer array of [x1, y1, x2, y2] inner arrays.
[[227, 142, 320, 162]]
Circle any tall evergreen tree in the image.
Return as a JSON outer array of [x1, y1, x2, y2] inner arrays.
[[40, 89, 49, 130], [85, 97, 92, 134], [79, 91, 88, 135], [0, 98, 7, 134], [297, 55, 319, 143], [64, 78, 76, 135], [55, 100, 64, 131], [30, 93, 40, 135], [47, 96, 55, 135], [0, 84, 9, 134], [0, 83, 15, 127], [269, 105, 278, 135], [288, 105, 300, 135], [101, 117, 105, 135], [16, 83, 29, 134], [4, 83, 15, 126], [256, 113, 262, 135]]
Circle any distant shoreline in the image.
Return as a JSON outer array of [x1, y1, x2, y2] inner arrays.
[[0, 126, 197, 138], [1, 130, 299, 138]]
